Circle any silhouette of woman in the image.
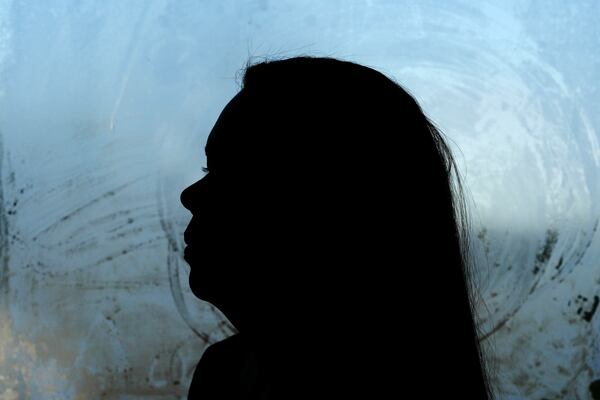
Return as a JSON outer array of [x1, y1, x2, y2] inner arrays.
[[180, 56, 495, 399]]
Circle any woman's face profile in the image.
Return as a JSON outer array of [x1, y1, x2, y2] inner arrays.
[[179, 92, 248, 320]]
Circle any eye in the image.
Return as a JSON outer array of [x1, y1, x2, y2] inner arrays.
[[202, 166, 209, 174]]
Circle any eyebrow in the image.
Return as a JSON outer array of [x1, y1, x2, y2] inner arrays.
[[204, 142, 212, 168]]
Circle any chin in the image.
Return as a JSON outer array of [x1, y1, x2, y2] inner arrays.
[[187, 268, 207, 300]]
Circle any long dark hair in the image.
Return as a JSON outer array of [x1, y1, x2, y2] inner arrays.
[[184, 55, 496, 398]]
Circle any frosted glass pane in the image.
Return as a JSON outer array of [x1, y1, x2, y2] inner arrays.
[[0, 1, 599, 399]]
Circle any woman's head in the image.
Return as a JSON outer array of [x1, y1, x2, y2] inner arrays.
[[181, 56, 494, 398]]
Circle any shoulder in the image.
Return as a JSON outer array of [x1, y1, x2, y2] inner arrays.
[[201, 334, 245, 363], [188, 334, 246, 399]]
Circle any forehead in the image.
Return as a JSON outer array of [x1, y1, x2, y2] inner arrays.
[[205, 91, 247, 160]]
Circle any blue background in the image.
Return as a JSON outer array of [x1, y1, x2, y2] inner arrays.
[[0, 1, 599, 398]]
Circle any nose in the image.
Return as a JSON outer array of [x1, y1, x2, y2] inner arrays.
[[180, 175, 211, 212], [180, 182, 196, 211]]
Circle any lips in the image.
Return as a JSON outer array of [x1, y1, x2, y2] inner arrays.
[[183, 229, 193, 246], [183, 245, 194, 261], [183, 217, 200, 243]]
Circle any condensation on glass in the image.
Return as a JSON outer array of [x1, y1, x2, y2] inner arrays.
[[0, 1, 599, 399]]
